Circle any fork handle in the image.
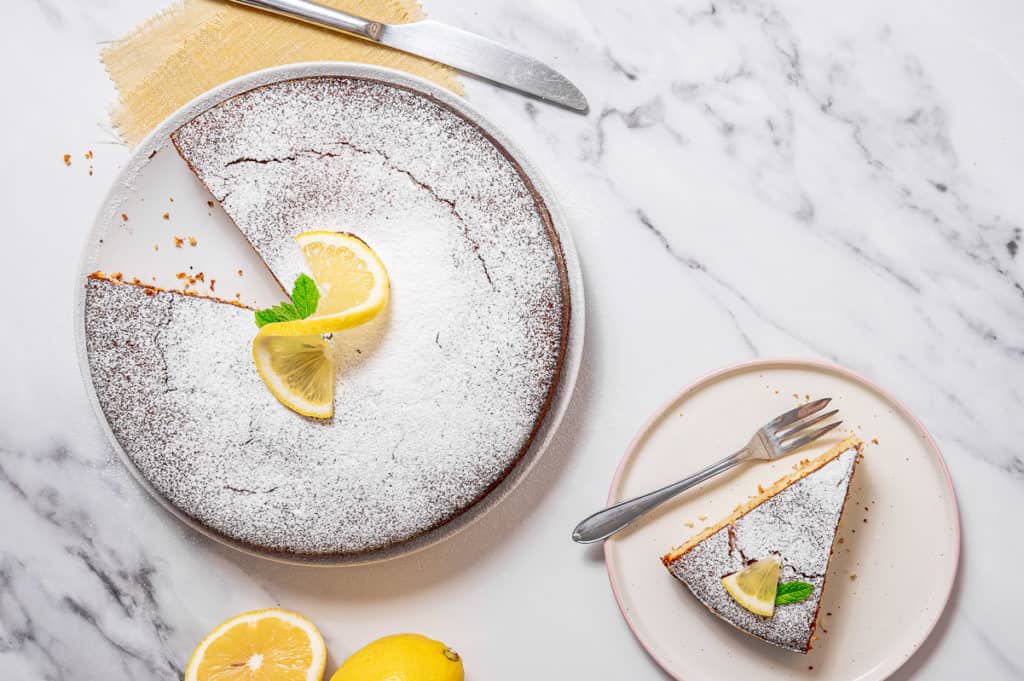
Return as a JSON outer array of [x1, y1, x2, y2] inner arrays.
[[571, 449, 747, 544]]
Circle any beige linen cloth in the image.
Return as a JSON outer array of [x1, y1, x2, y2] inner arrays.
[[102, 0, 463, 146]]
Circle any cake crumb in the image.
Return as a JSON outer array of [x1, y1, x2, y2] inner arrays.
[[210, 279, 216, 291], [849, 573, 857, 581], [162, 212, 170, 220], [871, 437, 879, 445], [175, 272, 187, 279], [111, 272, 123, 281], [235, 292, 241, 299], [88, 166, 94, 176], [188, 236, 198, 247], [826, 612, 832, 616], [63, 153, 71, 166], [85, 150, 94, 160], [698, 514, 707, 521], [684, 521, 695, 528], [195, 272, 205, 282], [237, 268, 244, 276], [838, 537, 844, 544], [153, 244, 159, 251], [792, 393, 799, 399], [773, 389, 779, 394], [169, 197, 175, 202], [757, 484, 765, 494], [121, 213, 129, 222], [207, 200, 215, 207], [174, 236, 185, 248]]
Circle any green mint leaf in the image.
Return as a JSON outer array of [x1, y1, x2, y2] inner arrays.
[[254, 302, 299, 327], [253, 274, 321, 327], [775, 581, 814, 605], [290, 273, 320, 318]]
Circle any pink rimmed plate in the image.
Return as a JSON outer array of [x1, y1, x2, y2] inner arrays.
[[604, 358, 959, 681]]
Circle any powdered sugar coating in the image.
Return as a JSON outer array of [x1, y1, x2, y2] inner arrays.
[[665, 448, 859, 652], [83, 76, 569, 558]]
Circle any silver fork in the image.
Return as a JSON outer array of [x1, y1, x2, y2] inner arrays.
[[571, 398, 841, 544]]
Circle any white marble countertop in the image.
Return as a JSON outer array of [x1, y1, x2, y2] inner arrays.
[[2, 0, 1023, 679]]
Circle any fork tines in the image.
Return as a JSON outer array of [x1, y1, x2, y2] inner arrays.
[[766, 398, 843, 454]]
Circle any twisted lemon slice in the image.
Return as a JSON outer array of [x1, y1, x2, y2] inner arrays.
[[254, 231, 389, 418], [267, 231, 389, 336]]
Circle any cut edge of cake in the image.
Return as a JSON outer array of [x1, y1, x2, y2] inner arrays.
[[87, 271, 254, 310], [662, 435, 863, 565]]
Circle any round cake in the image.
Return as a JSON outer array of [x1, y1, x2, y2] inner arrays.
[[82, 74, 570, 561]]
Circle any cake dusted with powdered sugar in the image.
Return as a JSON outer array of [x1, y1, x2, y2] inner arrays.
[[661, 437, 862, 652], [82, 75, 569, 559]]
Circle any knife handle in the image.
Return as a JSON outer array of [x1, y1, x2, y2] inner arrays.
[[228, 0, 384, 41]]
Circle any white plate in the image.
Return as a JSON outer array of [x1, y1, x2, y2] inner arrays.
[[74, 63, 584, 565], [605, 359, 959, 681]]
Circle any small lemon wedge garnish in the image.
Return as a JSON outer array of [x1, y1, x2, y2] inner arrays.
[[721, 556, 781, 617]]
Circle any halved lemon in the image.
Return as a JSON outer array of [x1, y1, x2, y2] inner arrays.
[[185, 608, 326, 681], [253, 332, 335, 418], [721, 556, 781, 617], [268, 231, 390, 336]]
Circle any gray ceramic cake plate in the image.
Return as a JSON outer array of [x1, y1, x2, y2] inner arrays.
[[74, 62, 584, 566]]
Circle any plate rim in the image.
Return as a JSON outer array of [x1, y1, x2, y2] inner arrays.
[[602, 356, 960, 681], [73, 61, 585, 566]]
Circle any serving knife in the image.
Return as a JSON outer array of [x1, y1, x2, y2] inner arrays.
[[227, 0, 589, 112]]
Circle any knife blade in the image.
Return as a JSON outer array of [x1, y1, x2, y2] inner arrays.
[[228, 0, 589, 112]]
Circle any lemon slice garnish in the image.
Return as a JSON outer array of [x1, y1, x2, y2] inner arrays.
[[252, 230, 389, 418], [721, 556, 781, 617], [253, 331, 335, 419], [185, 608, 326, 681], [266, 231, 389, 336]]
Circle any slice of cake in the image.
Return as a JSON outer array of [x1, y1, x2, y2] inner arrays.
[[661, 436, 863, 653]]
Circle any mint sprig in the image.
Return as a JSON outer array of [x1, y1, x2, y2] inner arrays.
[[775, 580, 814, 605], [254, 274, 320, 327]]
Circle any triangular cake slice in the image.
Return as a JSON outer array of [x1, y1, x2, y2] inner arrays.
[[661, 436, 863, 653]]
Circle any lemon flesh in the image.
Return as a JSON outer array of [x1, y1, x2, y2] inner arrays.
[[185, 608, 326, 681], [330, 633, 464, 681], [721, 556, 781, 617], [268, 231, 390, 336], [253, 331, 334, 418]]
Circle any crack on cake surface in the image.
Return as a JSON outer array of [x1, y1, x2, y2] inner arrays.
[[223, 144, 495, 286]]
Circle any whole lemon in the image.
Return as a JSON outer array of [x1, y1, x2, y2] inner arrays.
[[330, 633, 464, 681]]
